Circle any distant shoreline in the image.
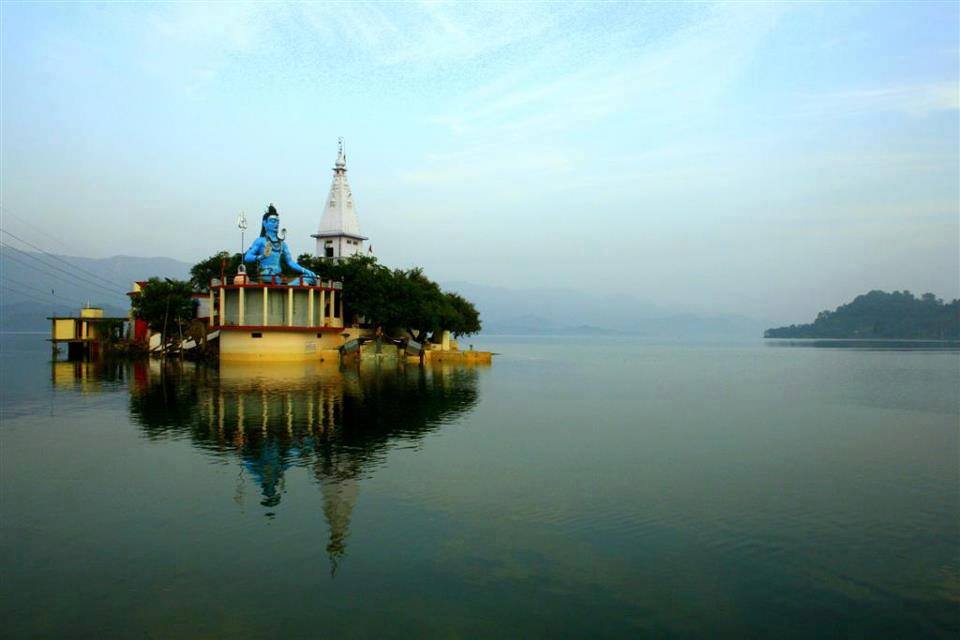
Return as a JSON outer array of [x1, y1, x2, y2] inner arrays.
[[764, 290, 958, 341], [763, 337, 960, 343]]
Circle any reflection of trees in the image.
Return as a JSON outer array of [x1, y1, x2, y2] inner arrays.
[[126, 362, 204, 436], [127, 360, 480, 573]]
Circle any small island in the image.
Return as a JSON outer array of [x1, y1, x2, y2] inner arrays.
[[50, 143, 488, 366], [764, 290, 959, 340]]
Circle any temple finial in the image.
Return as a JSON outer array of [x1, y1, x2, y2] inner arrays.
[[335, 138, 346, 169]]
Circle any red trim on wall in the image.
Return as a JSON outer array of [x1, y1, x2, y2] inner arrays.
[[215, 325, 346, 333], [212, 283, 340, 292]]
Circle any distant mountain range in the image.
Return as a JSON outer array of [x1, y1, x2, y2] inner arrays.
[[440, 281, 765, 337], [0, 250, 765, 337]]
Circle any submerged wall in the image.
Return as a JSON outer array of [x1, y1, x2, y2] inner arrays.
[[219, 329, 343, 363]]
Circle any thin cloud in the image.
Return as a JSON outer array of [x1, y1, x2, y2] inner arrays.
[[141, 2, 581, 88], [797, 81, 959, 118], [408, 3, 785, 186]]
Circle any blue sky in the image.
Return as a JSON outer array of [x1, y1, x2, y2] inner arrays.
[[1, 1, 957, 322]]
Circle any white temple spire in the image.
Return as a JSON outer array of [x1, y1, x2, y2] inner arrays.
[[312, 139, 367, 260]]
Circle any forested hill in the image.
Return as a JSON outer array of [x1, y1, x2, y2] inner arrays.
[[764, 290, 959, 340]]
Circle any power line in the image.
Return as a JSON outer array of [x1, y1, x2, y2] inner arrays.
[[0, 206, 76, 255], [0, 284, 80, 309], [0, 284, 65, 305], [0, 242, 129, 299], [0, 239, 129, 295], [1, 277, 126, 314], [0, 227, 130, 291], [0, 243, 129, 301], [0, 280, 87, 307]]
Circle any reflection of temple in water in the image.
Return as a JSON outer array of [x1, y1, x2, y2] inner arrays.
[[121, 359, 481, 574], [52, 359, 126, 393]]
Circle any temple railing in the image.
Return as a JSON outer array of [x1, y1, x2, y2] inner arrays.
[[209, 278, 345, 330]]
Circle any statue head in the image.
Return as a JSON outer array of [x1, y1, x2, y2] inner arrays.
[[260, 204, 279, 237]]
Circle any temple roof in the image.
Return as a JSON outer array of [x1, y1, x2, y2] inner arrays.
[[312, 140, 365, 240]]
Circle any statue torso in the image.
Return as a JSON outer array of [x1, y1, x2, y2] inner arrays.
[[259, 236, 285, 275]]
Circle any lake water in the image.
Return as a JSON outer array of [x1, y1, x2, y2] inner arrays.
[[1, 334, 957, 638]]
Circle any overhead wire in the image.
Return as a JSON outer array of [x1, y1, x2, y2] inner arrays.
[[0, 227, 130, 291], [0, 206, 76, 254], [0, 284, 82, 309], [0, 241, 130, 300], [0, 280, 87, 308], [0, 242, 126, 298], [0, 207, 133, 322]]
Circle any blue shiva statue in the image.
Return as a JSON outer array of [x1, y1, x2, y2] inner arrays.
[[244, 204, 317, 285]]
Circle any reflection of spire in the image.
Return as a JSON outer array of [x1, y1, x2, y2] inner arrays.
[[245, 439, 287, 508], [319, 477, 359, 577], [233, 467, 246, 507]]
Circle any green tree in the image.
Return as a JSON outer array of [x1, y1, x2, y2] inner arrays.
[[190, 251, 243, 291], [131, 278, 196, 348], [289, 254, 483, 340], [297, 254, 400, 326], [397, 268, 447, 342], [442, 292, 481, 337], [340, 259, 400, 327], [392, 269, 481, 341], [297, 253, 342, 282]]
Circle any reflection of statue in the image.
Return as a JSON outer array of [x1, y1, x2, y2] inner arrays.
[[243, 204, 317, 284], [244, 438, 292, 509], [127, 361, 480, 575]]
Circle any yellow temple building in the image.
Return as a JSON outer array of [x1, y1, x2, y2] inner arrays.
[[209, 277, 351, 363], [49, 305, 127, 359]]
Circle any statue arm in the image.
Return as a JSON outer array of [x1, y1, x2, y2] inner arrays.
[[244, 238, 266, 265], [283, 244, 315, 277]]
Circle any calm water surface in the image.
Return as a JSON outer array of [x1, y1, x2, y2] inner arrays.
[[1, 334, 957, 638]]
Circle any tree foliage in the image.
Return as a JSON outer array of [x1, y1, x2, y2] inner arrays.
[[130, 278, 196, 342], [764, 290, 959, 339], [442, 292, 482, 337], [297, 254, 482, 340], [189, 251, 243, 291]]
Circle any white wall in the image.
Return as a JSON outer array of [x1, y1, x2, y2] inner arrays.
[[315, 236, 365, 259]]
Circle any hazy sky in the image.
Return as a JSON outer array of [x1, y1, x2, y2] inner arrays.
[[1, 1, 957, 323]]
